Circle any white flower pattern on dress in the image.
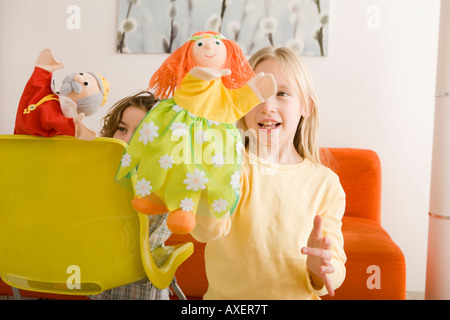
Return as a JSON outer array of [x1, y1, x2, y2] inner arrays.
[[121, 153, 132, 168], [170, 121, 188, 138], [172, 105, 182, 113], [235, 140, 244, 155], [230, 170, 240, 190], [211, 153, 225, 167], [183, 169, 208, 191], [180, 197, 195, 212], [194, 130, 209, 144], [212, 199, 228, 213], [139, 122, 159, 145], [159, 154, 174, 169], [207, 119, 220, 126], [135, 178, 152, 197]]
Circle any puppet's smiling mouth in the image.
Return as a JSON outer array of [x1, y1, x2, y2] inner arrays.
[[205, 53, 216, 58]]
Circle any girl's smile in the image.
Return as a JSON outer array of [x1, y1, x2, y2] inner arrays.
[[258, 118, 282, 132]]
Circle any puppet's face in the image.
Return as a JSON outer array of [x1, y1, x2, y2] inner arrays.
[[191, 37, 227, 70], [64, 73, 100, 103], [73, 73, 100, 100]]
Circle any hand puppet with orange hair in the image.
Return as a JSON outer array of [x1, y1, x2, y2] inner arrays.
[[116, 31, 276, 234]]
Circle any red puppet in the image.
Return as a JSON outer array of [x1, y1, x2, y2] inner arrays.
[[14, 48, 110, 140]]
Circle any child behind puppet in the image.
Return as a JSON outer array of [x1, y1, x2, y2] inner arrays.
[[90, 91, 174, 300]]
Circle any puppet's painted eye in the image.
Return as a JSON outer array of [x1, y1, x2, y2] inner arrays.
[[79, 73, 84, 75], [215, 40, 220, 45], [197, 41, 203, 47], [83, 81, 90, 86]]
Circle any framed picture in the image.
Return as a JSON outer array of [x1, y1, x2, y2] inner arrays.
[[117, 0, 329, 56]]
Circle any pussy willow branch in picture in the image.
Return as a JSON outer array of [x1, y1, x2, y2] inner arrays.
[[312, 0, 321, 14], [164, 0, 179, 53], [186, 0, 194, 37], [218, 0, 229, 32], [285, 1, 305, 55], [316, 26, 324, 56], [261, 0, 277, 46], [117, 0, 135, 53], [234, 0, 249, 42], [315, 13, 328, 56]]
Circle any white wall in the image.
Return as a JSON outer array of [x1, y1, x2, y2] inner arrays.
[[313, 0, 439, 294], [0, 0, 440, 293]]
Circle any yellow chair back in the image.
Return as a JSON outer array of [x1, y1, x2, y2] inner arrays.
[[0, 135, 192, 296]]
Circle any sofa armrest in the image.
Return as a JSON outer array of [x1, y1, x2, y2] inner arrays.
[[321, 148, 382, 224]]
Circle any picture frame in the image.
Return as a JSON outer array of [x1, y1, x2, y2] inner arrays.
[[117, 0, 329, 56]]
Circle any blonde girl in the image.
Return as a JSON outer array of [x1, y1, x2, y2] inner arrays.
[[191, 46, 346, 300]]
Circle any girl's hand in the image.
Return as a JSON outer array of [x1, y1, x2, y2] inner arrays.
[[301, 215, 335, 296]]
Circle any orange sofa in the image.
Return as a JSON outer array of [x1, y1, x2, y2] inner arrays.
[[0, 148, 406, 300], [165, 148, 406, 300]]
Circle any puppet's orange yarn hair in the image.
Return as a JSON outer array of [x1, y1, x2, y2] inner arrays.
[[149, 31, 255, 99]]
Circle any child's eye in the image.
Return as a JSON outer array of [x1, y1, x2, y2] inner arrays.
[[117, 127, 127, 133], [277, 91, 290, 97]]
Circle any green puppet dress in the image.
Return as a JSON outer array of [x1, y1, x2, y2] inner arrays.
[[115, 73, 261, 219]]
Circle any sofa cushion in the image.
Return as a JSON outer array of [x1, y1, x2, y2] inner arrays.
[[323, 216, 406, 300]]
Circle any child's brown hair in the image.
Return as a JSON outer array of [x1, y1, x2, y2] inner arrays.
[[100, 91, 159, 137]]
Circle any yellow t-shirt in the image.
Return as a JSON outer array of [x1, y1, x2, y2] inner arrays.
[[192, 151, 347, 300]]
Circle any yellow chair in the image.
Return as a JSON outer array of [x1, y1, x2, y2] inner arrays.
[[0, 135, 193, 299]]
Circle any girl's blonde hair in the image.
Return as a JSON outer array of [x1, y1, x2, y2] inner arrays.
[[237, 46, 321, 164], [148, 31, 255, 99], [100, 91, 158, 138]]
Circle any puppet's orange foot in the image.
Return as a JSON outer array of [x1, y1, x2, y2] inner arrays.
[[131, 196, 168, 215], [167, 210, 196, 234]]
